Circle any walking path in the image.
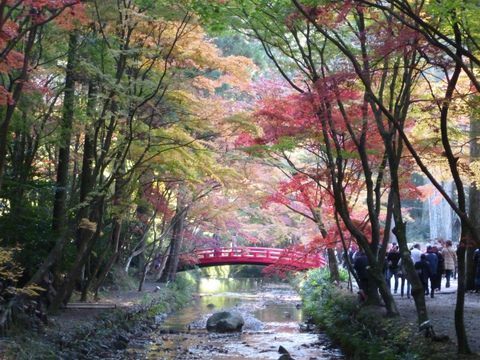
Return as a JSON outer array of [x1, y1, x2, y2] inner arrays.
[[392, 278, 480, 357]]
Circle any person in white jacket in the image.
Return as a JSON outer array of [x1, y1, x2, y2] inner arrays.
[[410, 243, 423, 264]]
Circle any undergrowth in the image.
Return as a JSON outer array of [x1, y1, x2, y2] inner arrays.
[[299, 268, 458, 360], [0, 272, 197, 360]]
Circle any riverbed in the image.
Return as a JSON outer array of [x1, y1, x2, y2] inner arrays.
[[121, 278, 345, 360]]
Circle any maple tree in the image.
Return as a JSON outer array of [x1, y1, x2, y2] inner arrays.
[[44, 0, 256, 310], [0, 0, 84, 191], [194, 0, 425, 318]]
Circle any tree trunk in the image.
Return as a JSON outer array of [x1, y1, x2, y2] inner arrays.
[[0, 28, 36, 191], [166, 209, 187, 283], [52, 34, 77, 235], [455, 227, 472, 354], [392, 222, 429, 325], [80, 236, 112, 302], [27, 34, 78, 288], [92, 218, 125, 298], [467, 115, 480, 289], [313, 209, 340, 283], [48, 197, 104, 313], [326, 248, 340, 284]]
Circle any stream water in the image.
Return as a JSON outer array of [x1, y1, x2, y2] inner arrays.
[[121, 278, 345, 360]]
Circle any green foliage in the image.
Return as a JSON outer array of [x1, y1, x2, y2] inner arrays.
[[299, 269, 455, 360], [230, 265, 264, 278], [214, 35, 270, 70], [200, 265, 231, 278], [102, 265, 139, 291], [165, 272, 197, 309]]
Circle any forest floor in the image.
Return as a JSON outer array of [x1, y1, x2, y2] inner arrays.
[[48, 281, 163, 334], [392, 277, 480, 357]]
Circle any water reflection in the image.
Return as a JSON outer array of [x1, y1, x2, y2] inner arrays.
[[197, 278, 261, 293]]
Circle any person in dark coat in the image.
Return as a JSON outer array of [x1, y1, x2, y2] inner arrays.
[[414, 254, 431, 296], [432, 245, 444, 291], [425, 245, 438, 298], [354, 251, 369, 295], [386, 244, 401, 293]]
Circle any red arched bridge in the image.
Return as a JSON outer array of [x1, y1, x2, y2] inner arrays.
[[179, 247, 326, 271]]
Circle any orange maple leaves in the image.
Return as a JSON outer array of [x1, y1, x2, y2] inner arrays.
[[0, 0, 85, 106]]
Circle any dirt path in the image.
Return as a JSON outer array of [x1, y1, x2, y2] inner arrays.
[[50, 281, 161, 333], [393, 278, 480, 357]]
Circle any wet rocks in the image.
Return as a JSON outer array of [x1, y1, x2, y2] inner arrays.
[[278, 345, 295, 360], [206, 311, 245, 333]]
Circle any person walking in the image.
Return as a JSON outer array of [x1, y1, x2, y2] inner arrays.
[[410, 243, 423, 265], [386, 244, 401, 293], [354, 251, 369, 297], [441, 240, 457, 288], [425, 245, 438, 298], [415, 254, 431, 296], [433, 245, 444, 291]]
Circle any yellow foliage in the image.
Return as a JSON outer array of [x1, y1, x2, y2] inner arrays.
[[0, 244, 45, 301], [78, 218, 98, 233]]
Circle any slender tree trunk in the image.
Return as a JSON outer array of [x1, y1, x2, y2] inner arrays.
[[80, 237, 112, 302], [48, 197, 104, 313], [52, 34, 77, 234], [153, 244, 169, 282], [313, 209, 340, 283], [27, 34, 78, 288], [93, 218, 126, 298], [166, 209, 187, 283], [467, 115, 480, 290], [455, 228, 472, 354], [392, 222, 429, 324], [75, 81, 98, 302], [0, 27, 37, 192], [326, 248, 340, 283]]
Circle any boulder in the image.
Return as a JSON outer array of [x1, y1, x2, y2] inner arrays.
[[206, 311, 244, 333], [278, 345, 295, 360]]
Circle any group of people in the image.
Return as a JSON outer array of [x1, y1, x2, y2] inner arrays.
[[352, 240, 458, 299], [412, 241, 457, 298]]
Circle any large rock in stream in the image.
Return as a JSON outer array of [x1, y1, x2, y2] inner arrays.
[[206, 311, 245, 333]]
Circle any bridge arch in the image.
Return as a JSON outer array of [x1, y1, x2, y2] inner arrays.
[[178, 247, 326, 271]]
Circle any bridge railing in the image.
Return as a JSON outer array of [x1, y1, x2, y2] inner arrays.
[[193, 247, 325, 269]]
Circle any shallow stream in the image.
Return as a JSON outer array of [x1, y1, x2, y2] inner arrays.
[[122, 278, 345, 360]]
